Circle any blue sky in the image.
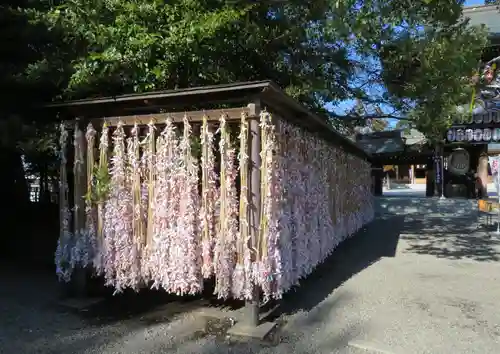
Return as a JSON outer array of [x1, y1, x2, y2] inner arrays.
[[465, 0, 488, 5], [330, 0, 488, 129]]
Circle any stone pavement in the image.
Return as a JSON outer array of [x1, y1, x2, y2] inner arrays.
[[1, 196, 500, 354], [332, 196, 500, 353]]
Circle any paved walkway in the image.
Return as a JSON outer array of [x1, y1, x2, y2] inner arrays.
[[1, 197, 500, 353], [383, 182, 499, 198]]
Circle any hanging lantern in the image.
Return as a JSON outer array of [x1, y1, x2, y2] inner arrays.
[[494, 128, 500, 141], [473, 129, 483, 141], [474, 114, 484, 124], [447, 129, 456, 142], [483, 128, 492, 141], [465, 129, 474, 141], [493, 110, 500, 123]]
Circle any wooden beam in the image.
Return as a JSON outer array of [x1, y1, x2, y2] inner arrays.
[[48, 81, 272, 108], [246, 99, 261, 327], [87, 107, 251, 127]]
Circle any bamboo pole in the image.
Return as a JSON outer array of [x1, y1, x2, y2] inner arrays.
[[238, 112, 249, 266], [145, 121, 156, 248], [96, 123, 109, 251], [94, 107, 251, 127], [129, 123, 144, 246], [57, 122, 72, 282], [73, 118, 87, 296], [257, 111, 272, 263]]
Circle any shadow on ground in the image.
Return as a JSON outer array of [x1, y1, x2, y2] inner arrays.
[[0, 213, 399, 354], [5, 196, 500, 353], [377, 196, 500, 263], [0, 261, 236, 354], [264, 216, 403, 322], [376, 195, 477, 217], [398, 216, 500, 262]]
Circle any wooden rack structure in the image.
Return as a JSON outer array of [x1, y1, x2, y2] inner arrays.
[[46, 80, 371, 338]]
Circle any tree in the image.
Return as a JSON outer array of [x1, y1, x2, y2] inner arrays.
[[371, 119, 389, 132], [20, 0, 485, 143], [0, 0, 63, 203], [0, 1, 64, 258]]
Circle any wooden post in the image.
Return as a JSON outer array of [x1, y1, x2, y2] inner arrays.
[[227, 102, 278, 339], [425, 156, 434, 197], [246, 102, 261, 327]]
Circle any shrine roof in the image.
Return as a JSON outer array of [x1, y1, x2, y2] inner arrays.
[[356, 129, 427, 155]]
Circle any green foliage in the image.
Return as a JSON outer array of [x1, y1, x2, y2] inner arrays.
[[395, 120, 413, 134], [93, 162, 111, 203], [371, 119, 389, 132], [1, 0, 493, 153], [381, 23, 487, 142]]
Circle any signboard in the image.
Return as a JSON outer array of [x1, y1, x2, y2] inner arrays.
[[434, 155, 442, 184], [450, 110, 500, 125]]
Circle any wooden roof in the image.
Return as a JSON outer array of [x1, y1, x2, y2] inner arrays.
[[45, 80, 370, 160]]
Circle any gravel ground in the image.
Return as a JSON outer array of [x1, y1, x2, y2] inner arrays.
[[1, 197, 500, 354]]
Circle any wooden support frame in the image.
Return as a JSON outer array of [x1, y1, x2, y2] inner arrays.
[[72, 119, 89, 296], [90, 107, 252, 127], [227, 100, 277, 339], [246, 101, 261, 327], [52, 81, 370, 333]]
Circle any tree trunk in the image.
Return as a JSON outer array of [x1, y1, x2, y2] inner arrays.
[[0, 147, 30, 257]]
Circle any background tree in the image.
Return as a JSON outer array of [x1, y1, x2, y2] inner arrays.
[[2, 0, 489, 200], [0, 0, 489, 258], [371, 119, 389, 132], [395, 120, 413, 135], [23, 0, 486, 137]]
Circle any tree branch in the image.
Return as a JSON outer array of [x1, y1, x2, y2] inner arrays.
[[331, 112, 413, 121]]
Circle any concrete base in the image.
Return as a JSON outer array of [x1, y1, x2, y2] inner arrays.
[[227, 321, 277, 340]]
